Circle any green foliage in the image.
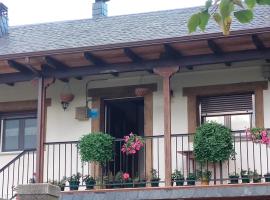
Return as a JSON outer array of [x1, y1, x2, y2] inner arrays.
[[186, 173, 196, 180], [197, 170, 212, 181], [150, 169, 160, 181], [188, 0, 270, 35], [194, 122, 234, 164], [171, 170, 184, 180], [234, 9, 253, 23], [67, 173, 81, 183], [245, 0, 256, 8], [78, 132, 114, 165]]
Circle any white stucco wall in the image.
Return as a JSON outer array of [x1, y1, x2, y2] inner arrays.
[[0, 64, 269, 186]]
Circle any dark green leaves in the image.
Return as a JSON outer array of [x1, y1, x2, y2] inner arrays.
[[220, 0, 235, 19], [188, 11, 210, 33], [78, 132, 114, 165], [188, 13, 200, 33], [194, 122, 234, 164], [234, 9, 254, 23]]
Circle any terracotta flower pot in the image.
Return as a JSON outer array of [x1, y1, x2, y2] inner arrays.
[[134, 88, 149, 97], [60, 93, 74, 103], [201, 180, 209, 186]]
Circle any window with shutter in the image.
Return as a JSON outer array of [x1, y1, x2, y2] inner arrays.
[[199, 93, 254, 130]]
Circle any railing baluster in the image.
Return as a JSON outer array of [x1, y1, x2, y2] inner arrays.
[[59, 144, 61, 182], [26, 152, 29, 184], [53, 144, 55, 181], [47, 145, 49, 183]]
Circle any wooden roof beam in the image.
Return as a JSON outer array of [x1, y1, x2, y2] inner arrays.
[[124, 48, 143, 63], [7, 60, 39, 75], [45, 48, 270, 80], [252, 34, 266, 51], [161, 44, 182, 59], [207, 39, 231, 66], [84, 52, 106, 66], [45, 56, 70, 71]]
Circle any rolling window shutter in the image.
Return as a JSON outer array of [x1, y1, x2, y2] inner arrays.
[[200, 93, 253, 116]]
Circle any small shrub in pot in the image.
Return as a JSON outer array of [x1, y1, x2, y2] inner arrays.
[[252, 170, 262, 183], [197, 170, 212, 185], [241, 169, 252, 183], [172, 170, 185, 186], [67, 173, 81, 190], [264, 172, 270, 182], [150, 169, 160, 187], [186, 173, 196, 186], [83, 175, 96, 190], [229, 172, 239, 184]]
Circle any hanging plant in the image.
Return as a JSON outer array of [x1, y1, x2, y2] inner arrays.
[[121, 133, 144, 155], [246, 128, 270, 144], [194, 122, 234, 164], [78, 132, 114, 165]]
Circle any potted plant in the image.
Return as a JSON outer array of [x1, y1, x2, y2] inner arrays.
[[114, 171, 123, 188], [49, 177, 66, 191], [150, 169, 160, 187], [264, 172, 270, 182], [103, 175, 114, 189], [83, 175, 96, 190], [194, 122, 234, 181], [252, 170, 262, 183], [229, 172, 239, 184], [122, 172, 133, 188], [67, 173, 81, 190], [133, 176, 147, 188], [186, 173, 196, 186], [172, 170, 185, 186], [241, 169, 252, 183], [198, 170, 212, 185]]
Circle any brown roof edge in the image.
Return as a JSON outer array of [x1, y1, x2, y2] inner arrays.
[[0, 27, 270, 60]]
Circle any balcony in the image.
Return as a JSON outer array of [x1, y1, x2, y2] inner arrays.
[[1, 130, 270, 199], [43, 130, 270, 188]]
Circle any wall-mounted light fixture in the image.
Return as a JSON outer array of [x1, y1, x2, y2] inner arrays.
[[60, 83, 74, 111]]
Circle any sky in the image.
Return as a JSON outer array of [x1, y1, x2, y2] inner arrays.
[[1, 0, 205, 26]]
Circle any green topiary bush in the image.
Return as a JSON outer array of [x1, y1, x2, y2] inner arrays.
[[78, 132, 114, 165], [194, 122, 233, 164]]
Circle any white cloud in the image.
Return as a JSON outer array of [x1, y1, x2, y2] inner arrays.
[[1, 0, 205, 26]]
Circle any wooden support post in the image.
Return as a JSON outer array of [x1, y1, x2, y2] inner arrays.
[[36, 77, 54, 183], [36, 77, 46, 183], [154, 66, 179, 187]]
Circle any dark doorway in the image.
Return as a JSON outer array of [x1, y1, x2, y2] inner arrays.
[[105, 97, 144, 177]]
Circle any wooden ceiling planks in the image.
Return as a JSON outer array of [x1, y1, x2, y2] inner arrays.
[[0, 31, 269, 78]]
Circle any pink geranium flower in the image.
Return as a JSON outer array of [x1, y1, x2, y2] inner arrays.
[[123, 173, 130, 180], [121, 132, 144, 155]]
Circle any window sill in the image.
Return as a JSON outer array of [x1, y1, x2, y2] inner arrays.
[[0, 151, 22, 156]]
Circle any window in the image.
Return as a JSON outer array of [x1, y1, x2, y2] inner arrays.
[[199, 93, 254, 130], [1, 114, 37, 152]]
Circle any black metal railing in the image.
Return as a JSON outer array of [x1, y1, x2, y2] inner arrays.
[[0, 149, 36, 199], [2, 130, 269, 197], [44, 135, 165, 190], [171, 130, 270, 185], [44, 130, 270, 190]]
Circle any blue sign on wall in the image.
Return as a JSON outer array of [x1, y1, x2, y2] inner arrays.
[[87, 108, 99, 119]]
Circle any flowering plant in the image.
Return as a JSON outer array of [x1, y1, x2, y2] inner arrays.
[[246, 128, 270, 144], [121, 133, 144, 155]]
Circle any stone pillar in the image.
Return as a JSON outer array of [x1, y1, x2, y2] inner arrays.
[[16, 184, 60, 200]]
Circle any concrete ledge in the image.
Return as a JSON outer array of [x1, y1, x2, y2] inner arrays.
[[17, 183, 60, 200], [60, 183, 270, 200]]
